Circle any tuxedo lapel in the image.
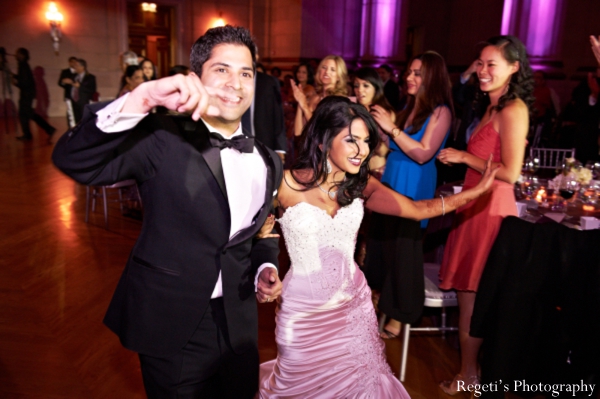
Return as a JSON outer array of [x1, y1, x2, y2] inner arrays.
[[225, 140, 277, 249], [178, 117, 228, 200]]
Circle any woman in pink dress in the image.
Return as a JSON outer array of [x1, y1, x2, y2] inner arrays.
[[436, 36, 534, 393], [258, 96, 500, 398]]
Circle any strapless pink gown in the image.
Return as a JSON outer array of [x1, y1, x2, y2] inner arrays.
[[439, 121, 518, 291], [259, 199, 410, 398]]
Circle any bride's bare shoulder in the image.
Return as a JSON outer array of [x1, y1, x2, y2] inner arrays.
[[278, 169, 313, 208]]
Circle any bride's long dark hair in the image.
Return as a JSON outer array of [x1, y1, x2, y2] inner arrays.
[[290, 96, 380, 206]]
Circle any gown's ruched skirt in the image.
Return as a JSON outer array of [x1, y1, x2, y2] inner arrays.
[[258, 271, 410, 398]]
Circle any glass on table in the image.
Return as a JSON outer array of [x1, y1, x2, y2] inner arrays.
[[556, 174, 579, 212]]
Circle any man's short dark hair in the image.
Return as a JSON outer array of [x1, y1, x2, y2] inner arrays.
[[77, 58, 87, 70], [190, 25, 256, 77], [168, 65, 190, 76], [378, 64, 392, 74], [68, 56, 78, 62]]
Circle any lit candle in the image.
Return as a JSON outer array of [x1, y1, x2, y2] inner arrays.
[[583, 204, 595, 212], [536, 188, 546, 203]]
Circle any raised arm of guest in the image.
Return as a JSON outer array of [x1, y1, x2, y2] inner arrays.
[[371, 52, 453, 165]]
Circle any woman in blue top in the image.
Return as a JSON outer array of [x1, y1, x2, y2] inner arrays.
[[365, 51, 453, 339]]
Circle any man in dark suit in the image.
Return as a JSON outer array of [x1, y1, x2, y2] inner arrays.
[[52, 26, 283, 398], [69, 58, 97, 124], [12, 48, 55, 141], [378, 64, 401, 111], [57, 56, 77, 100], [242, 71, 286, 163], [57, 56, 77, 126]]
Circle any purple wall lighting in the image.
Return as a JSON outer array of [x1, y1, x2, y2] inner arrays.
[[501, 0, 563, 60], [374, 0, 397, 57], [527, 0, 558, 57], [360, 0, 403, 59], [501, 0, 514, 35]]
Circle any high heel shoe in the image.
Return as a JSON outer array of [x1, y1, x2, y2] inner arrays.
[[439, 374, 480, 396]]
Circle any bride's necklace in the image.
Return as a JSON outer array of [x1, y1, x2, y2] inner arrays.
[[318, 183, 338, 200]]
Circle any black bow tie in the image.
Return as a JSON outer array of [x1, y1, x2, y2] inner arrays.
[[209, 133, 255, 154]]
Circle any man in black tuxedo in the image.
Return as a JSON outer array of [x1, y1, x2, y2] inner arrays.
[[378, 64, 401, 111], [57, 56, 77, 100], [242, 71, 286, 163], [57, 56, 77, 126], [53, 26, 283, 398], [69, 58, 97, 124]]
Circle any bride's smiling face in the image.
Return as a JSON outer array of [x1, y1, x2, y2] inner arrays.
[[328, 118, 371, 175]]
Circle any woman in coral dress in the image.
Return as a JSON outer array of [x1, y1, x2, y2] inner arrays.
[[257, 96, 500, 398], [436, 35, 534, 394]]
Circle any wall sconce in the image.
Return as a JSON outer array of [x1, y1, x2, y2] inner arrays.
[[45, 2, 63, 55], [213, 12, 226, 28], [141, 3, 157, 13]]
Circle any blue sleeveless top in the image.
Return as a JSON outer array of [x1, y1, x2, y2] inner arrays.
[[381, 108, 450, 228]]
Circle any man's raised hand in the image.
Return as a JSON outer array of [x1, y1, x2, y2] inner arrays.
[[122, 72, 226, 120]]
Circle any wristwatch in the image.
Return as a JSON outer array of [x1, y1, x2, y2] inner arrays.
[[390, 127, 401, 139]]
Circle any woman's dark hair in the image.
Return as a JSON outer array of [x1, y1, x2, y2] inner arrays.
[[124, 64, 142, 79], [354, 67, 394, 113], [473, 35, 534, 117], [168, 65, 190, 76], [140, 58, 157, 81], [290, 96, 380, 206], [190, 25, 256, 77], [294, 62, 315, 86], [397, 51, 454, 134]]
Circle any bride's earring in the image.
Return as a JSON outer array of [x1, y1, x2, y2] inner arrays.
[[326, 158, 332, 174]]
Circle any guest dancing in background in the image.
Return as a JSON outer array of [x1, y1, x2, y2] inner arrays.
[[353, 66, 394, 179], [291, 55, 348, 138], [118, 65, 144, 98], [140, 58, 157, 81], [293, 62, 316, 100], [353, 66, 395, 266], [258, 96, 499, 398], [285, 63, 316, 165], [364, 51, 453, 339], [436, 35, 533, 393], [12, 48, 56, 141]]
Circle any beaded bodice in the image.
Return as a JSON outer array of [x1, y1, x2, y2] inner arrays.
[[277, 198, 364, 302]]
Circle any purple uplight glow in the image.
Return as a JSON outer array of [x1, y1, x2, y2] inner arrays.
[[374, 0, 397, 57], [501, 0, 513, 35], [527, 0, 556, 56]]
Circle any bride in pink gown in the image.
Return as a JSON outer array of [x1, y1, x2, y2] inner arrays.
[[258, 96, 499, 398]]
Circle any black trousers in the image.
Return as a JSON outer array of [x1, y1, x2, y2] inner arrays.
[[18, 96, 54, 138], [138, 298, 259, 399]]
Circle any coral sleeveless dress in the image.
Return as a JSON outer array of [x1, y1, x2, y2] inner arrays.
[[439, 121, 517, 291], [258, 199, 410, 398]]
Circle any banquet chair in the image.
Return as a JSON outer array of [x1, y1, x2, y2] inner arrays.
[[85, 180, 141, 229], [529, 147, 575, 169], [378, 262, 458, 382]]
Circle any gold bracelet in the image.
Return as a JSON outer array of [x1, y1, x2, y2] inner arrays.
[[440, 195, 445, 216], [390, 127, 401, 139]]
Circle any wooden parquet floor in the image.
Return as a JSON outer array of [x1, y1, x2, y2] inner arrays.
[[0, 116, 471, 398]]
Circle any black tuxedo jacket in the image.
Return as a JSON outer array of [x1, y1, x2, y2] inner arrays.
[[243, 72, 286, 152], [71, 73, 97, 123], [58, 68, 76, 100], [52, 102, 283, 357], [383, 79, 401, 111]]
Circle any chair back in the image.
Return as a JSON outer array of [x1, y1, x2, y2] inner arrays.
[[529, 147, 575, 169]]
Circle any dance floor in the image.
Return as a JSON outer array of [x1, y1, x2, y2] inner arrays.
[[0, 115, 474, 398]]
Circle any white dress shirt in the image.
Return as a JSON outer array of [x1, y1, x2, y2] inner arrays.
[[96, 94, 277, 298]]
